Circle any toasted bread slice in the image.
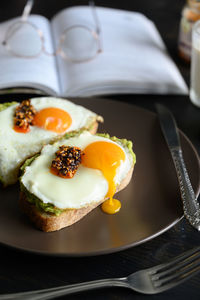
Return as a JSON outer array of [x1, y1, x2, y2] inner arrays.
[[0, 97, 103, 186], [19, 132, 136, 232], [19, 166, 134, 232]]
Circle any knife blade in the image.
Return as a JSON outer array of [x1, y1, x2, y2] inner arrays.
[[156, 103, 200, 231]]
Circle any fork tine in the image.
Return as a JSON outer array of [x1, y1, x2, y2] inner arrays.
[[153, 264, 200, 293], [149, 246, 200, 274], [147, 246, 200, 293], [151, 251, 200, 280], [153, 256, 200, 285]]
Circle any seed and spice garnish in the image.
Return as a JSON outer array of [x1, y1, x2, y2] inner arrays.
[[13, 99, 36, 133], [50, 145, 84, 178]]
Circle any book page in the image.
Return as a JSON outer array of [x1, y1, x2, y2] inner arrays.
[[0, 15, 60, 95], [51, 6, 188, 96]]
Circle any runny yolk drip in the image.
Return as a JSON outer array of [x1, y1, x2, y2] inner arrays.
[[33, 107, 72, 133], [81, 141, 126, 214]]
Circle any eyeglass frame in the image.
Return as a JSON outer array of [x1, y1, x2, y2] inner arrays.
[[2, 0, 103, 62]]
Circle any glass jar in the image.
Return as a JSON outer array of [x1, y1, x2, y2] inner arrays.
[[178, 0, 200, 62]]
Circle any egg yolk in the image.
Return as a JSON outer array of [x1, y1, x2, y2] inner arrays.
[[33, 107, 72, 133], [82, 141, 126, 214]]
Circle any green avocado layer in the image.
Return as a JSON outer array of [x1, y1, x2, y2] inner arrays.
[[20, 154, 63, 216], [20, 181, 63, 216], [0, 102, 17, 112], [20, 133, 136, 216], [64, 119, 95, 139]]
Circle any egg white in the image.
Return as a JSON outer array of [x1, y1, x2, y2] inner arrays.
[[21, 132, 132, 209], [0, 97, 97, 185]]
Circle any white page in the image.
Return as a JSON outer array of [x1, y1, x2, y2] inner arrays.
[[51, 6, 188, 96], [0, 15, 60, 95]]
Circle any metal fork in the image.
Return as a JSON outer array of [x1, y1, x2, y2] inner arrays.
[[0, 246, 200, 300]]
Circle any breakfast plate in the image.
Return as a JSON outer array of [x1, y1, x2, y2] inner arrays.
[[0, 98, 200, 256]]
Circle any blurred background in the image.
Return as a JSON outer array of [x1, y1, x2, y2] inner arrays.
[[0, 0, 189, 83]]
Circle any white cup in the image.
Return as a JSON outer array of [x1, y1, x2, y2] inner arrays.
[[190, 20, 200, 107]]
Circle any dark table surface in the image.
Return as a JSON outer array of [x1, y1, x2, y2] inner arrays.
[[0, 0, 200, 299]]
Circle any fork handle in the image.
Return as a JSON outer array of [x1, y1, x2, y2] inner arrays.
[[0, 278, 128, 300], [171, 148, 200, 230]]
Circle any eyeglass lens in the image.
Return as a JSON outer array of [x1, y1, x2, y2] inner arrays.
[[60, 26, 99, 61], [5, 22, 42, 57]]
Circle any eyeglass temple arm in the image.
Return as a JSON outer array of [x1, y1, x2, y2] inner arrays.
[[21, 0, 34, 21], [21, 1, 99, 32], [2, 0, 34, 45], [89, 1, 101, 35]]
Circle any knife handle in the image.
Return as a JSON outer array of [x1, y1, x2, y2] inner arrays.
[[171, 148, 200, 230]]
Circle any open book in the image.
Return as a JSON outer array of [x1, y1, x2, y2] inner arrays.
[[0, 5, 188, 97]]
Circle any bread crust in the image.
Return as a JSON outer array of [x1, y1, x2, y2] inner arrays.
[[89, 120, 99, 134], [19, 166, 134, 232]]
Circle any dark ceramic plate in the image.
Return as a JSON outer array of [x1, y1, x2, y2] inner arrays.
[[0, 98, 200, 256]]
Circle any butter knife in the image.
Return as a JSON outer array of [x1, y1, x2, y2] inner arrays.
[[156, 103, 200, 231]]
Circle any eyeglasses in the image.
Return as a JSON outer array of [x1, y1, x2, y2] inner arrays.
[[2, 0, 102, 62]]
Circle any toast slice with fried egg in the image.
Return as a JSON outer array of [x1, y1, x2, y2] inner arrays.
[[19, 131, 136, 232], [0, 97, 102, 186]]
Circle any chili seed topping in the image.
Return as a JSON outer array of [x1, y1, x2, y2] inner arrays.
[[51, 145, 84, 178], [14, 99, 36, 131]]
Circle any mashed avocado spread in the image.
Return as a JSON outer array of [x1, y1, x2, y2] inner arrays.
[[20, 155, 63, 216], [20, 182, 63, 216], [0, 102, 17, 112]]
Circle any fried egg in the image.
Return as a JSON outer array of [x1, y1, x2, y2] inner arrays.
[[0, 97, 99, 185], [21, 132, 134, 212]]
